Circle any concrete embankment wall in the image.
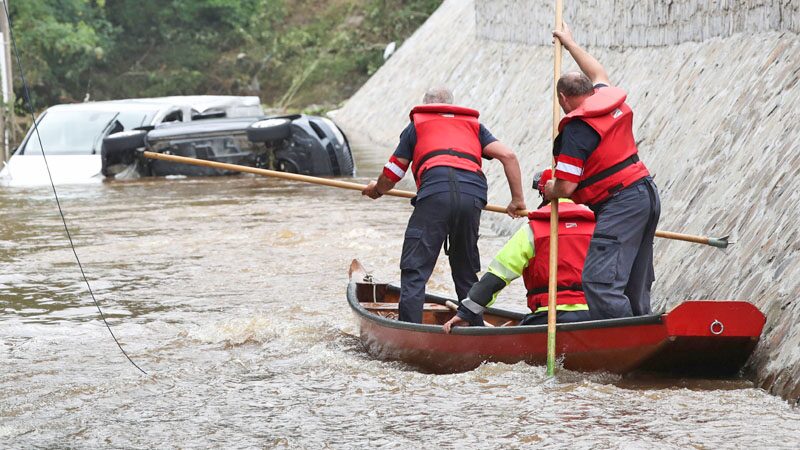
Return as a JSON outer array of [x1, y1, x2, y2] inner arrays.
[[334, 0, 800, 404]]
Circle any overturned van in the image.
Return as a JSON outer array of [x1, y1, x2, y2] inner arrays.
[[101, 114, 355, 178]]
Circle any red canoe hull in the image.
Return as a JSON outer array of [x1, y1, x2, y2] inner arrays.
[[348, 281, 765, 375]]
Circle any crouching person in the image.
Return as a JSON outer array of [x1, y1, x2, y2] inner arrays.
[[444, 169, 594, 333]]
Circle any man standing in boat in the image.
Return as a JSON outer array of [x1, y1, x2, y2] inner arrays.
[[443, 169, 594, 332], [544, 24, 661, 319], [362, 87, 526, 324]]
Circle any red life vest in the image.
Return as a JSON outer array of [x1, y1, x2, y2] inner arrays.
[[410, 104, 483, 188], [558, 87, 650, 205], [522, 202, 595, 312]]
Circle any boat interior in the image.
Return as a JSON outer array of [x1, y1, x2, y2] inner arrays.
[[354, 280, 523, 327]]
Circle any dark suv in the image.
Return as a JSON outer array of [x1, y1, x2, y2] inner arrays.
[[102, 114, 355, 178]]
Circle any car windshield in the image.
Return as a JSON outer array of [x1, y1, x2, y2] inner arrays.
[[21, 109, 150, 156]]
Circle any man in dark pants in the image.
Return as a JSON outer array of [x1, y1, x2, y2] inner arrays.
[[544, 24, 661, 319], [362, 87, 526, 323]]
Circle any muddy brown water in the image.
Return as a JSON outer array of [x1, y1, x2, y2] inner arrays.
[[1, 145, 798, 449]]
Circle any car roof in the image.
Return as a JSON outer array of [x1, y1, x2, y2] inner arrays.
[[155, 95, 261, 112], [44, 95, 262, 114], [45, 101, 169, 113]]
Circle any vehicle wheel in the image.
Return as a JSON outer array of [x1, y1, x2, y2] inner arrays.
[[246, 118, 292, 142], [337, 145, 355, 176], [276, 158, 299, 173], [103, 130, 148, 153]]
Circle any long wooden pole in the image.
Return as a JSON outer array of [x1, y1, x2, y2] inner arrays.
[[142, 151, 731, 248], [546, 0, 564, 378]]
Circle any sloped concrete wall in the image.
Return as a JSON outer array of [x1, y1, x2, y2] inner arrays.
[[477, 0, 800, 46], [334, 0, 800, 404]]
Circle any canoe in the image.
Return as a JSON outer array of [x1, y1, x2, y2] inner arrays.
[[347, 261, 766, 375]]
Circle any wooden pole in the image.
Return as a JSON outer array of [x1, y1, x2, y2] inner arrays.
[[143, 150, 417, 198], [546, 0, 564, 378], [142, 151, 731, 248]]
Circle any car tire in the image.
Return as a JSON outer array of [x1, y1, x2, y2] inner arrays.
[[247, 118, 292, 142], [337, 145, 355, 176], [103, 130, 148, 153]]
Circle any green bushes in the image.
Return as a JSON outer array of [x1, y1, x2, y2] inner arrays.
[[10, 0, 442, 112]]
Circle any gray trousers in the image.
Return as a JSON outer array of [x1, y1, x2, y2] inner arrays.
[[583, 177, 661, 319], [398, 191, 484, 323]]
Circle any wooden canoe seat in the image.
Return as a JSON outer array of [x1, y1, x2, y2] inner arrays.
[[362, 302, 450, 312], [362, 302, 397, 310], [423, 303, 450, 312]]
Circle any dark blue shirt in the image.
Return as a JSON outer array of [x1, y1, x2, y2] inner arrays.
[[393, 122, 497, 202]]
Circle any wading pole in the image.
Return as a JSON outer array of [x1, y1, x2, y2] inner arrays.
[[142, 152, 732, 249], [546, 0, 564, 378]]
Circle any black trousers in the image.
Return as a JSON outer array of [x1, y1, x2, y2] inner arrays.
[[398, 190, 484, 323], [519, 309, 592, 326]]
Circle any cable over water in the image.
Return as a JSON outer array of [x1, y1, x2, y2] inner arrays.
[[2, 1, 146, 375]]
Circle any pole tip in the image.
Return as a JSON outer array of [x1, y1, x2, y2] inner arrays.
[[709, 235, 732, 249]]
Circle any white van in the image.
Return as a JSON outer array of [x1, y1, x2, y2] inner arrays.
[[0, 96, 262, 186]]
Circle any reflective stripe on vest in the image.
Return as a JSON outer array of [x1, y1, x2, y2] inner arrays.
[[410, 104, 483, 188], [522, 202, 595, 311], [558, 87, 650, 205]]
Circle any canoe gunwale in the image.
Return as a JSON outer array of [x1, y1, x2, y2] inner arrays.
[[347, 280, 664, 336]]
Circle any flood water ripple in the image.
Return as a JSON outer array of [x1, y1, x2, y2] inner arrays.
[[1, 153, 799, 448]]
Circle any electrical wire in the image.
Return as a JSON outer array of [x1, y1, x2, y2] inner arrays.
[[2, 1, 147, 375]]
